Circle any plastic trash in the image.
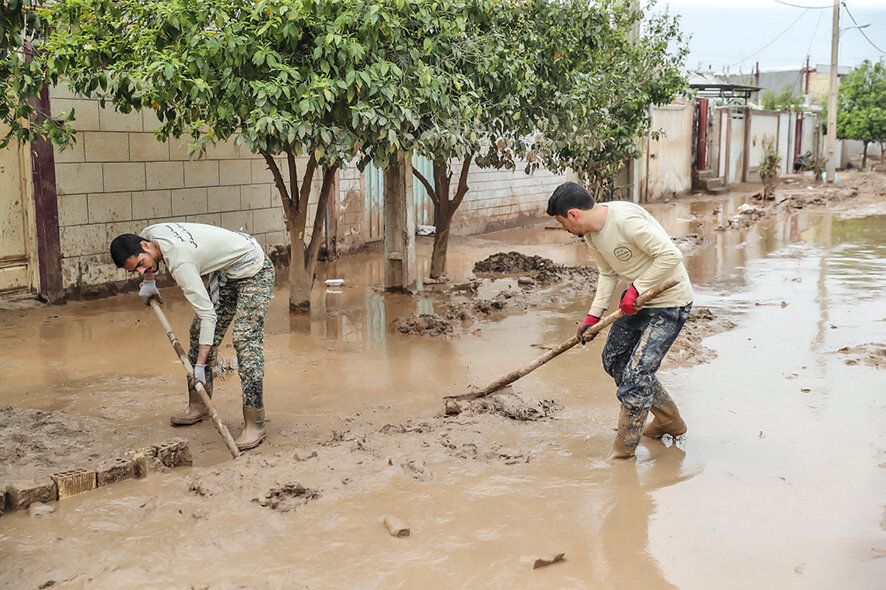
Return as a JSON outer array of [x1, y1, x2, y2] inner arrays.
[[417, 225, 436, 236], [324, 279, 345, 287]]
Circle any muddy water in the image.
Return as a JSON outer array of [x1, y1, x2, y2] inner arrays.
[[1, 191, 884, 589]]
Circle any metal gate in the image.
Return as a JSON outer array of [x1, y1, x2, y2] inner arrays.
[[364, 155, 436, 242]]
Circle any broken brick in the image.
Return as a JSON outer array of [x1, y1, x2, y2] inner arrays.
[[96, 458, 137, 486], [6, 478, 58, 511]]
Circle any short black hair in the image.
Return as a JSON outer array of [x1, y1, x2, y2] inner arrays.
[[110, 234, 147, 268], [546, 182, 595, 217]]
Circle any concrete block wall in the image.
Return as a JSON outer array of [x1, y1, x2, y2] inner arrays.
[[450, 163, 568, 235], [52, 85, 321, 291]]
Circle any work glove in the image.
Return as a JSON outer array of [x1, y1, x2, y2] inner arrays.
[[577, 314, 601, 344], [138, 280, 162, 306], [193, 364, 207, 387], [619, 284, 640, 316]]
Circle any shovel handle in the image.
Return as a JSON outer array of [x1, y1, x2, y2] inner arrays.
[[445, 279, 680, 402], [150, 300, 241, 458]]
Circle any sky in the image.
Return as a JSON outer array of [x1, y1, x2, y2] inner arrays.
[[655, 0, 886, 73]]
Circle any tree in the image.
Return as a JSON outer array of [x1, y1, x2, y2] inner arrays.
[[758, 139, 781, 200], [760, 88, 803, 111], [837, 59, 886, 170], [409, 0, 534, 280], [0, 0, 75, 147], [42, 0, 471, 310], [526, 0, 687, 198]]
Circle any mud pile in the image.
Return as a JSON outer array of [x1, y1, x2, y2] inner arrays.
[[834, 343, 885, 369], [473, 251, 597, 288], [776, 186, 858, 212], [664, 307, 738, 368], [444, 390, 562, 422], [0, 406, 143, 482], [393, 314, 454, 336], [442, 289, 524, 322], [253, 482, 321, 512]]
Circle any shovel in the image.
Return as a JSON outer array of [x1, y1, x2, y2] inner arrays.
[[445, 279, 680, 402], [150, 300, 241, 459]]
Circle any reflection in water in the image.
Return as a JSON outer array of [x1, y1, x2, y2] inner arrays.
[[600, 449, 694, 589]]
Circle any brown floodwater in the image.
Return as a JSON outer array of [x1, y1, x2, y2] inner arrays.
[[0, 190, 884, 589]]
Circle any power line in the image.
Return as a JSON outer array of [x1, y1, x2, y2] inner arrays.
[[841, 2, 886, 55], [773, 0, 831, 9], [730, 9, 811, 67]]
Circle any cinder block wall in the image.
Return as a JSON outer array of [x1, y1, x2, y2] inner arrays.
[[451, 164, 567, 235], [51, 86, 568, 292], [52, 85, 321, 292]]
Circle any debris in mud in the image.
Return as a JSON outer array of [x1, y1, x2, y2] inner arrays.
[[445, 391, 562, 422], [672, 234, 707, 254], [254, 482, 321, 512], [533, 553, 566, 569], [664, 307, 738, 368], [834, 343, 885, 369], [393, 313, 453, 336], [383, 515, 410, 537], [212, 355, 238, 378], [717, 204, 765, 230], [28, 502, 56, 518], [400, 459, 432, 481]]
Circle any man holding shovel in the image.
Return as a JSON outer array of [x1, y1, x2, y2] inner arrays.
[[547, 182, 693, 460], [110, 222, 274, 451]]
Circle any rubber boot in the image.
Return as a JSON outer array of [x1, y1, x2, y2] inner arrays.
[[643, 400, 687, 439], [170, 374, 212, 426], [235, 406, 267, 451], [608, 405, 650, 461]]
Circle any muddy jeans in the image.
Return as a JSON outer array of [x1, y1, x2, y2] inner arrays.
[[601, 303, 692, 411], [188, 258, 275, 408]]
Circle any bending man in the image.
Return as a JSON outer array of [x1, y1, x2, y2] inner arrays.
[[547, 183, 693, 460], [110, 222, 274, 451]]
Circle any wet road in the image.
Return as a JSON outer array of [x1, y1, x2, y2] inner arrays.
[[0, 192, 884, 589]]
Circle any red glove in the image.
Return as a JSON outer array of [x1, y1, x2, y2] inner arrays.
[[619, 284, 640, 316], [577, 314, 601, 343]]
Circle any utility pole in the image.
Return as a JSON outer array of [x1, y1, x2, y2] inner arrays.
[[627, 0, 642, 202], [826, 0, 840, 183]]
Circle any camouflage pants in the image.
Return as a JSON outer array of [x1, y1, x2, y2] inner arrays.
[[601, 303, 692, 411], [188, 258, 275, 408]]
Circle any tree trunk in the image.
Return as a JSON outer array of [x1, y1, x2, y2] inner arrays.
[[430, 208, 452, 279], [422, 157, 471, 280], [288, 233, 312, 312], [862, 141, 868, 170]]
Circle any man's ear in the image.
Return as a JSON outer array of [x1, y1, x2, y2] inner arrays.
[[140, 240, 152, 254]]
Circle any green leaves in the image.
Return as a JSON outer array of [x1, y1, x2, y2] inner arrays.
[[837, 59, 886, 146]]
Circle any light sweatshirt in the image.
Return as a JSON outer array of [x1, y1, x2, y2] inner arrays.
[[583, 201, 693, 311], [142, 223, 265, 345]]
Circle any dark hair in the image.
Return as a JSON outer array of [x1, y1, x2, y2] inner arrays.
[[110, 234, 147, 268], [546, 182, 595, 217]]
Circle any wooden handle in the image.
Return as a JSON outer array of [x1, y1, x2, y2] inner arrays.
[[150, 301, 241, 459], [445, 279, 680, 402]]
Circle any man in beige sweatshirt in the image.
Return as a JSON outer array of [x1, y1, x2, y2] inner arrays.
[[110, 222, 274, 451], [547, 182, 693, 460]]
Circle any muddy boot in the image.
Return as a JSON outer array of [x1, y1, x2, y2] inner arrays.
[[608, 405, 650, 461], [235, 406, 267, 451], [170, 374, 212, 426], [643, 399, 687, 439]]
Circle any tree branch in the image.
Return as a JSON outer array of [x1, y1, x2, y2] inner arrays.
[[412, 167, 438, 205], [299, 153, 318, 213], [305, 165, 337, 272], [287, 150, 299, 214], [452, 155, 472, 210], [261, 150, 293, 221]]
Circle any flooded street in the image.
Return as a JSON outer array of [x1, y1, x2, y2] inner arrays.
[[1, 184, 884, 589]]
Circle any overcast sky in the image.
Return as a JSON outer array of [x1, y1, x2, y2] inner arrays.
[[655, 0, 886, 73]]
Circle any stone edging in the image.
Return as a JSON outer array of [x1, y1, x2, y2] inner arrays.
[[0, 437, 192, 516]]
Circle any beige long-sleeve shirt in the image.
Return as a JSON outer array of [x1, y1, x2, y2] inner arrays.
[[142, 223, 265, 345], [583, 201, 693, 311]]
